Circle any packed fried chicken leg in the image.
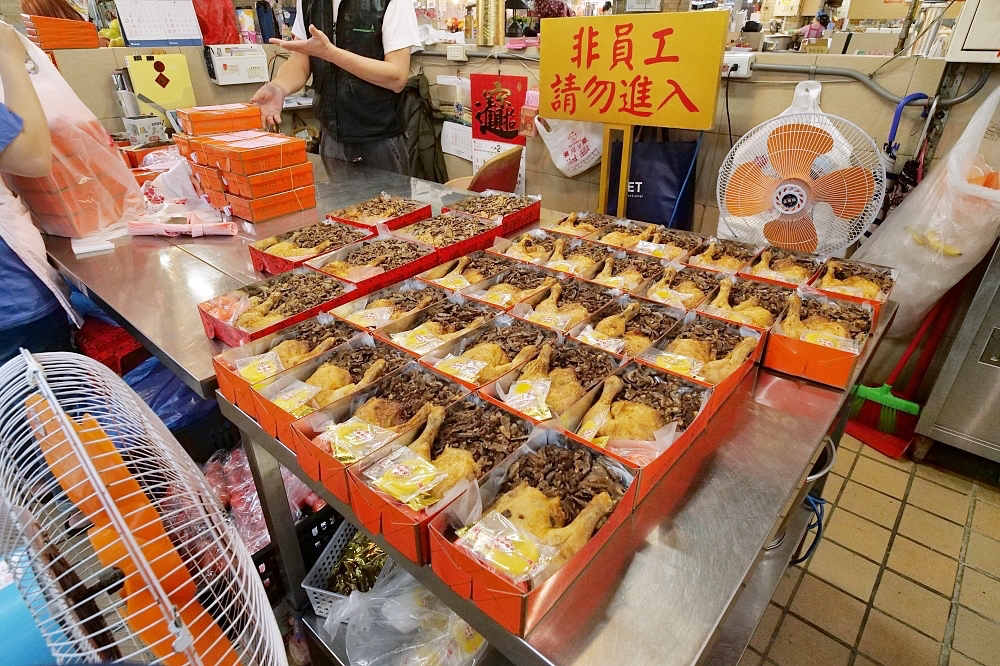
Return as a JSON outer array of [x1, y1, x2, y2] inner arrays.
[[702, 337, 757, 384], [818, 262, 881, 299], [594, 303, 640, 338], [542, 492, 615, 568], [578, 376, 624, 438]]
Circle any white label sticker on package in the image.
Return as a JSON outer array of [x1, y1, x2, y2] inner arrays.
[[347, 306, 396, 328], [391, 324, 444, 354], [230, 135, 290, 149], [753, 268, 805, 285], [802, 330, 861, 354], [434, 354, 489, 382], [577, 325, 625, 354], [504, 379, 552, 419], [596, 273, 640, 291], [321, 416, 397, 464], [526, 310, 575, 331], [647, 285, 694, 308], [635, 240, 681, 259], [481, 289, 513, 306], [647, 351, 704, 378], [435, 274, 472, 290], [544, 259, 585, 275]]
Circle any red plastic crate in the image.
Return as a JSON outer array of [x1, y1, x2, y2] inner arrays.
[[76, 316, 149, 375]]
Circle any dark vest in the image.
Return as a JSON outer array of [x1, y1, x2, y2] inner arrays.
[[305, 0, 405, 143]]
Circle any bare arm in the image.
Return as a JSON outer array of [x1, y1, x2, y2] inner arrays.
[[0, 25, 51, 177], [270, 25, 411, 94]]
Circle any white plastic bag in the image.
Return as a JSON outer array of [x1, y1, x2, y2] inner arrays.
[[854, 84, 1000, 337], [0, 31, 143, 238], [535, 117, 602, 178], [330, 563, 488, 666]]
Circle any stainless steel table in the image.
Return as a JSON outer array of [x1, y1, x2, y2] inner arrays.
[[45, 156, 896, 666]]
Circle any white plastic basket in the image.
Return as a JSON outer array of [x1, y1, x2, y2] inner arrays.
[[302, 520, 359, 618]]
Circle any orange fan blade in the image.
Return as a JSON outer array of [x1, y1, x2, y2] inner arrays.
[[763, 214, 819, 253], [812, 167, 875, 219], [724, 162, 780, 217], [766, 124, 834, 180]]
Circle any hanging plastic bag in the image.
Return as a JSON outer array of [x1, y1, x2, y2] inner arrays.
[[0, 31, 143, 239], [338, 563, 488, 666], [123, 357, 218, 430], [854, 84, 1000, 337], [535, 117, 602, 178]]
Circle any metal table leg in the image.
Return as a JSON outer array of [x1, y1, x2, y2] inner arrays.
[[241, 431, 310, 611]]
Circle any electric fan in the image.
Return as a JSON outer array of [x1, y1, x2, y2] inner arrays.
[[717, 112, 886, 254], [0, 351, 288, 666]]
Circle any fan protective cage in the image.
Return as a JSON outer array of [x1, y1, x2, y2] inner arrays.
[[0, 352, 287, 666], [717, 112, 886, 255]]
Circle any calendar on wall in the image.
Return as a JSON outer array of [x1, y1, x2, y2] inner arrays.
[[117, 0, 203, 46]]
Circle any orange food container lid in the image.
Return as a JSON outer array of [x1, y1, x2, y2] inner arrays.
[[187, 130, 271, 165], [211, 134, 308, 176], [223, 162, 314, 199], [176, 104, 263, 136], [226, 185, 316, 223]]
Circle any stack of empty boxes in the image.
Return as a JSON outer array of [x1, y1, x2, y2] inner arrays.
[[175, 104, 316, 223]]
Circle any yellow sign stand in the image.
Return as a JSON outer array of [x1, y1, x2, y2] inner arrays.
[[539, 11, 727, 215]]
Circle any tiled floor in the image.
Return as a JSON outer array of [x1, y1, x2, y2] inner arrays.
[[745, 434, 1000, 666]]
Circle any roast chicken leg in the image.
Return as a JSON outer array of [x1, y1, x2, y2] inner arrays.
[[600, 225, 655, 249], [709, 279, 775, 328], [407, 406, 477, 501], [818, 262, 882, 299], [594, 303, 640, 338]]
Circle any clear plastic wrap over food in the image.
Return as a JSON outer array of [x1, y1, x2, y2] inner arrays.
[[1, 32, 143, 238], [854, 83, 1000, 336], [323, 563, 487, 666]]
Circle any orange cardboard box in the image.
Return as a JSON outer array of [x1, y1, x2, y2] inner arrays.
[[186, 130, 270, 165], [478, 334, 623, 426], [250, 335, 412, 449], [566, 294, 685, 360], [329, 279, 449, 332], [347, 393, 524, 566], [695, 274, 794, 337], [373, 294, 501, 359], [428, 429, 637, 636], [762, 289, 874, 389], [204, 188, 229, 210], [808, 258, 896, 327], [190, 163, 226, 192], [173, 133, 195, 158], [585, 220, 706, 263], [306, 235, 440, 296], [413, 251, 522, 297], [736, 246, 824, 288], [286, 340, 415, 499], [417, 314, 558, 391], [507, 278, 617, 336], [635, 311, 763, 418], [212, 312, 360, 418], [685, 237, 765, 275], [227, 186, 316, 223], [198, 267, 355, 348], [485, 229, 559, 267], [327, 196, 433, 231], [223, 162, 315, 199], [556, 361, 713, 502], [210, 134, 308, 176], [249, 219, 374, 275], [461, 261, 568, 312], [176, 103, 263, 136], [442, 191, 542, 234], [394, 212, 504, 263], [131, 168, 158, 186]]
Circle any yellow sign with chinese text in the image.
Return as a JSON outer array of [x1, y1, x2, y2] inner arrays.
[[539, 11, 728, 129]]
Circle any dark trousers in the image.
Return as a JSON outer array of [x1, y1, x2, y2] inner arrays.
[[320, 132, 410, 176], [0, 308, 73, 366]]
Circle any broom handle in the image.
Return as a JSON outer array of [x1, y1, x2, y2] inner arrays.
[[901, 279, 966, 399], [886, 297, 944, 386]]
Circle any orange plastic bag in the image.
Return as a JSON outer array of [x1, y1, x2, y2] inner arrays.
[[1, 32, 143, 238]]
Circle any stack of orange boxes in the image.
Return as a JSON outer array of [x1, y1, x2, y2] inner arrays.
[[21, 15, 99, 49], [175, 104, 316, 222]]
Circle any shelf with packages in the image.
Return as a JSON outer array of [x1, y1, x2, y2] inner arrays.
[[44, 155, 896, 666]]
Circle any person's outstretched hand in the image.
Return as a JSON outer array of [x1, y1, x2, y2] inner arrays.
[[269, 25, 334, 59], [251, 82, 286, 126]]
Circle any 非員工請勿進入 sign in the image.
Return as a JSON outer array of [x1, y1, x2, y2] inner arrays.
[[539, 12, 727, 129]]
